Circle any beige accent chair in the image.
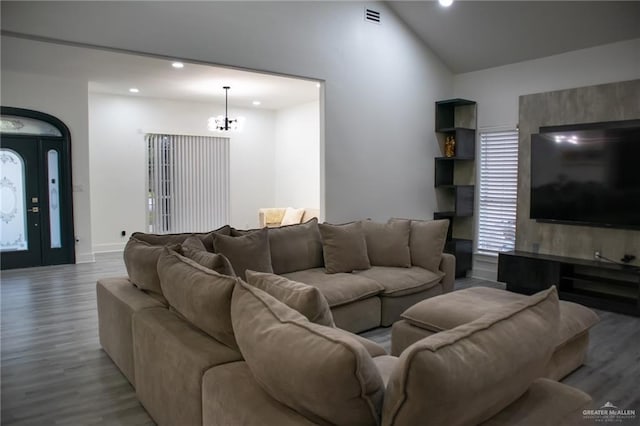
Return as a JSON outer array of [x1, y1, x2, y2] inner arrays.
[[259, 207, 319, 227]]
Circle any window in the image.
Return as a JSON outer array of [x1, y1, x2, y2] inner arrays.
[[146, 134, 230, 233], [477, 129, 519, 254]]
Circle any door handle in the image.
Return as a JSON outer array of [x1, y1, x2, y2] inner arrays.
[[28, 207, 40, 213]]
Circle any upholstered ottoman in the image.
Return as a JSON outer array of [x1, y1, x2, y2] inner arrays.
[[391, 287, 599, 380]]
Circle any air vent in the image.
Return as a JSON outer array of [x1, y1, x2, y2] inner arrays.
[[365, 8, 381, 24]]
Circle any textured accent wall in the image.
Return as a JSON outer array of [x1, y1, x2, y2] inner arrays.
[[516, 79, 640, 266]]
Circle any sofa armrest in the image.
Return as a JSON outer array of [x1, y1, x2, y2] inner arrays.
[[439, 253, 455, 294], [258, 208, 287, 227]]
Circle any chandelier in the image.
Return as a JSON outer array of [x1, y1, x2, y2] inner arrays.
[[208, 86, 244, 132]]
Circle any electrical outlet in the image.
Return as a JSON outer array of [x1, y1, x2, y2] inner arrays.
[[594, 251, 601, 259]]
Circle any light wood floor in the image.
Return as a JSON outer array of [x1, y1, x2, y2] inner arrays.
[[2, 253, 639, 425]]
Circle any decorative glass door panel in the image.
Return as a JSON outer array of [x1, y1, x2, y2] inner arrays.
[[0, 149, 29, 251], [47, 149, 62, 249]]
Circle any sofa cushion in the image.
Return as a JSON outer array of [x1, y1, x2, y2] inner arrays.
[[182, 235, 207, 251], [282, 268, 383, 307], [132, 225, 231, 251], [362, 220, 411, 267], [181, 246, 236, 277], [382, 287, 560, 426], [318, 222, 371, 273], [268, 218, 324, 274], [401, 286, 599, 349], [281, 207, 305, 225], [157, 248, 239, 350], [212, 228, 273, 280], [356, 266, 444, 297], [480, 378, 592, 426], [123, 237, 179, 301], [391, 218, 448, 273], [231, 280, 384, 425], [245, 270, 335, 327]]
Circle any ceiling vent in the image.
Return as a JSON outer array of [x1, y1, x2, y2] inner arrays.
[[365, 8, 381, 24]]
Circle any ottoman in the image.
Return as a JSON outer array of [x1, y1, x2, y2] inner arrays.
[[391, 286, 599, 380]]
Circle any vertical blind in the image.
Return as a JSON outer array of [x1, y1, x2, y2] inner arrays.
[[478, 130, 519, 253], [147, 134, 230, 233]]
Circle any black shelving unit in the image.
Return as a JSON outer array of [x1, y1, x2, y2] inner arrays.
[[434, 98, 477, 277]]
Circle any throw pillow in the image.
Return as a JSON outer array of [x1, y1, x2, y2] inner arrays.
[[268, 218, 324, 274], [212, 228, 273, 280], [123, 237, 181, 301], [382, 287, 560, 426], [391, 218, 449, 272], [181, 246, 236, 276], [157, 247, 239, 350], [182, 235, 207, 251], [318, 222, 371, 274], [362, 219, 411, 267], [231, 280, 384, 425], [245, 270, 334, 327], [280, 207, 305, 226]]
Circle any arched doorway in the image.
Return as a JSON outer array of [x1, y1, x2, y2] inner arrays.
[[0, 107, 75, 269]]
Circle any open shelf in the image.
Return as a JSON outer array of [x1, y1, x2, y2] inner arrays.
[[434, 99, 477, 278], [498, 251, 640, 316]]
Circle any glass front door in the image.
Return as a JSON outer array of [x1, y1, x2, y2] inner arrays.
[[0, 109, 75, 269]]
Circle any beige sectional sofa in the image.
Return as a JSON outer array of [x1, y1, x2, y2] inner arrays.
[[97, 218, 591, 425]]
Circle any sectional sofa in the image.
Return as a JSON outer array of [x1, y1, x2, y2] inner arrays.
[[97, 218, 591, 425]]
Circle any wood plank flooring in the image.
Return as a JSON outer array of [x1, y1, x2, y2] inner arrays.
[[2, 254, 639, 425]]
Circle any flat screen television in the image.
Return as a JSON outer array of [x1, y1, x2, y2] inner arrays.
[[530, 121, 640, 230]]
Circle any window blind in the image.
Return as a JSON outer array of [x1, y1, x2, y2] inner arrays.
[[478, 130, 519, 254], [147, 134, 230, 233]]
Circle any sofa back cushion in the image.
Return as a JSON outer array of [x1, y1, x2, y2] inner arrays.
[[157, 248, 239, 350], [268, 218, 324, 274], [391, 219, 448, 273], [131, 225, 231, 251], [318, 222, 371, 273], [182, 235, 207, 251], [245, 270, 334, 327], [232, 280, 384, 425], [212, 228, 273, 280], [382, 287, 560, 426], [181, 246, 236, 277], [362, 220, 411, 267], [123, 237, 178, 301]]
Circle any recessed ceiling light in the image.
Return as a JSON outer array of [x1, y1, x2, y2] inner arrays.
[[252, 101, 261, 106], [129, 88, 139, 93], [172, 62, 184, 69], [439, 0, 453, 7], [316, 83, 321, 88]]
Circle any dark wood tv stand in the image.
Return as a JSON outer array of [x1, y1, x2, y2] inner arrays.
[[498, 251, 640, 316]]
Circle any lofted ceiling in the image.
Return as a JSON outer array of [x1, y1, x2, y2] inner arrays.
[[2, 1, 638, 104], [387, 1, 640, 73]]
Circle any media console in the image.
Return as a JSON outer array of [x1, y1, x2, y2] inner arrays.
[[498, 251, 640, 317]]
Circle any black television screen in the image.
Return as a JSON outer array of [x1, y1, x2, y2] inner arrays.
[[530, 124, 640, 229]]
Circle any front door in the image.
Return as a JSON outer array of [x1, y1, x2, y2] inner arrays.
[[0, 108, 75, 269]]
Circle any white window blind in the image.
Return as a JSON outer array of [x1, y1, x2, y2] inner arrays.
[[478, 130, 519, 254], [147, 134, 230, 233]]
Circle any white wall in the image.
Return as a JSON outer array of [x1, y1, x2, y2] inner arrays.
[[89, 92, 277, 252], [274, 101, 320, 209], [452, 38, 640, 280], [1, 70, 94, 263], [2, 2, 454, 223], [454, 39, 640, 130]]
